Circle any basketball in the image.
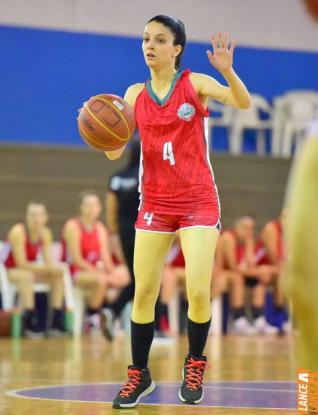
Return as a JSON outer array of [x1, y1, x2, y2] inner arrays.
[[78, 94, 135, 151], [304, 0, 318, 21]]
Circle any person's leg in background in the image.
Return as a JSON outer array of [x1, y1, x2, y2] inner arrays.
[[37, 266, 69, 336], [7, 268, 44, 338], [178, 226, 219, 404], [216, 270, 256, 335], [101, 228, 136, 338], [74, 271, 108, 333], [250, 280, 278, 335]]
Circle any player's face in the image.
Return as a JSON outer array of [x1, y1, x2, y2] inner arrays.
[[142, 22, 181, 69], [26, 204, 48, 231], [236, 217, 255, 241], [80, 195, 101, 221]]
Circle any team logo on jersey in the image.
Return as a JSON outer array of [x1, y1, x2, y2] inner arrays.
[[177, 103, 195, 122]]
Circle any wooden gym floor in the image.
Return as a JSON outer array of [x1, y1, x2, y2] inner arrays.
[[1, 334, 297, 415]]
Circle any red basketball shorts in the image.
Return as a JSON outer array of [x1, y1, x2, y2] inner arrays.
[[135, 207, 221, 234]]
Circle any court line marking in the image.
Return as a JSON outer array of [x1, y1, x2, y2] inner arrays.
[[6, 381, 297, 411]]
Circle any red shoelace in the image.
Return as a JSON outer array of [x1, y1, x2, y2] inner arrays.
[[119, 368, 142, 397], [184, 358, 208, 390]]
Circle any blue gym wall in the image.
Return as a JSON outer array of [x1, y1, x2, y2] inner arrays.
[[1, 25, 318, 150]]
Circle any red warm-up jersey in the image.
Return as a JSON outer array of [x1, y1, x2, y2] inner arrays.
[[134, 69, 220, 216], [62, 218, 102, 275], [5, 224, 43, 268], [222, 230, 247, 269], [255, 220, 284, 265]]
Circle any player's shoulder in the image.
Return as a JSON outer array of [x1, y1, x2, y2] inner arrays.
[[8, 223, 25, 240], [96, 221, 107, 235], [124, 83, 145, 107], [189, 72, 215, 86], [220, 229, 234, 242], [63, 218, 79, 234], [262, 220, 277, 235]]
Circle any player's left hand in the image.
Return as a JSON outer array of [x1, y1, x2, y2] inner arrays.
[[206, 32, 236, 73]]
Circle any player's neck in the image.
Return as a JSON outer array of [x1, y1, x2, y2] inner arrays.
[[149, 66, 178, 91], [27, 226, 42, 242], [79, 216, 95, 231]]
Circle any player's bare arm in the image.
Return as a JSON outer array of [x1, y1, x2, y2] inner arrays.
[[63, 220, 95, 271], [190, 32, 251, 109], [8, 225, 42, 272], [104, 83, 144, 160]]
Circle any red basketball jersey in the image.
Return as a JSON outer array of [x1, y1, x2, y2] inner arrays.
[[134, 69, 220, 216], [5, 224, 43, 268], [62, 218, 101, 275], [255, 220, 284, 265]]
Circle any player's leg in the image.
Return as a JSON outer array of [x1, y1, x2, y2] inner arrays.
[[112, 229, 175, 409], [250, 281, 278, 335], [75, 271, 108, 310], [7, 269, 35, 309], [37, 266, 64, 309], [178, 226, 219, 404], [7, 269, 44, 337], [223, 270, 256, 335], [36, 266, 69, 335]]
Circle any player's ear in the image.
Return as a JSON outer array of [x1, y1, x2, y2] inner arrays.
[[173, 44, 182, 58]]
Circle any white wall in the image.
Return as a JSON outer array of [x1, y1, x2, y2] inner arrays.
[[1, 0, 318, 51]]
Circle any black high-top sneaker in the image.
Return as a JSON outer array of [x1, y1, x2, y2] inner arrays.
[[47, 309, 71, 337], [23, 310, 45, 339], [179, 354, 208, 404], [112, 366, 155, 408]]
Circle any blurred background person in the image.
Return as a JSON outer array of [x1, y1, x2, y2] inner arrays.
[[102, 140, 141, 337], [255, 211, 290, 333], [62, 190, 128, 338], [4, 202, 67, 338], [157, 235, 187, 336], [217, 216, 278, 335]]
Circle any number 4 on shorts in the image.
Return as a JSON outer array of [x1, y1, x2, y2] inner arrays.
[[143, 212, 154, 225]]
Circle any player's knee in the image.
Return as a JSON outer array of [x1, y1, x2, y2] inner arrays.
[[22, 271, 35, 285], [95, 274, 107, 289], [134, 285, 157, 307], [188, 287, 210, 307]]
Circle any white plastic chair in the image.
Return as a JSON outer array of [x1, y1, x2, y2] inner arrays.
[[207, 101, 235, 147], [0, 242, 13, 310], [229, 94, 272, 156], [272, 91, 318, 157], [281, 92, 318, 157]]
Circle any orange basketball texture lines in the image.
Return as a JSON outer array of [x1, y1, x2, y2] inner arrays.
[[78, 94, 135, 151]]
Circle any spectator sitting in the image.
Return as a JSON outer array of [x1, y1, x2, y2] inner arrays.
[[62, 190, 129, 339], [216, 216, 278, 335], [4, 201, 67, 338]]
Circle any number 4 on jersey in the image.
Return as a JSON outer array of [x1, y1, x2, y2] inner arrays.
[[163, 141, 176, 166]]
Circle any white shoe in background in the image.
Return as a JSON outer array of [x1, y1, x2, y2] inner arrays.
[[282, 320, 293, 335], [232, 317, 257, 335], [253, 316, 279, 335], [100, 308, 115, 341]]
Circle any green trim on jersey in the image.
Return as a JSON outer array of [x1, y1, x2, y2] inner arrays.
[[146, 71, 182, 106]]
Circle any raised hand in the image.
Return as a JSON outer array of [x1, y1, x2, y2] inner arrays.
[[206, 32, 237, 73]]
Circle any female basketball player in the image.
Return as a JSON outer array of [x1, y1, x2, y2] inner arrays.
[[105, 15, 251, 408]]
